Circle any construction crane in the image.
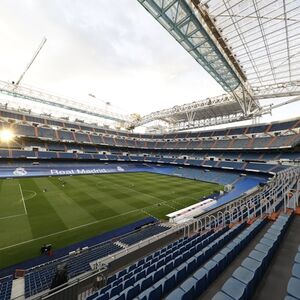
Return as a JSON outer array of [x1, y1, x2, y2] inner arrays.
[[88, 93, 111, 106], [13, 37, 47, 86]]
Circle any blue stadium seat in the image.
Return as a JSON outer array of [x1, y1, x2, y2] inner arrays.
[[287, 277, 300, 299], [212, 291, 235, 300], [292, 264, 300, 279], [221, 277, 247, 300]]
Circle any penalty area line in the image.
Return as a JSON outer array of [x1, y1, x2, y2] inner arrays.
[[19, 183, 28, 215]]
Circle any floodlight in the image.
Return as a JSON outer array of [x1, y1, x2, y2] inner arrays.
[[0, 129, 15, 142]]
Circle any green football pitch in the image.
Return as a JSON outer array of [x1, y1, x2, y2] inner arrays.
[[0, 172, 221, 269]]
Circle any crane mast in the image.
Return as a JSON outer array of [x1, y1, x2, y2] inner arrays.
[[15, 37, 47, 86]]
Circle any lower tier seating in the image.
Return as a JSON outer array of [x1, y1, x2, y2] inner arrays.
[[213, 213, 293, 300], [24, 224, 170, 298], [164, 219, 266, 300], [87, 221, 262, 300]]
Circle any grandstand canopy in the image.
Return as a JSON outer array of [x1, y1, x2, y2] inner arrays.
[[134, 0, 300, 131], [203, 0, 300, 87], [0, 0, 299, 132]]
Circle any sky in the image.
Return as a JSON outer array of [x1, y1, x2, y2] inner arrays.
[[0, 0, 299, 127]]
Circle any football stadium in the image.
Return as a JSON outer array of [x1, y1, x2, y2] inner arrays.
[[0, 1, 300, 300]]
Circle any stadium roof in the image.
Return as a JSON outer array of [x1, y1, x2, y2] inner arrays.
[[203, 0, 300, 87], [0, 0, 299, 132], [133, 0, 300, 130]]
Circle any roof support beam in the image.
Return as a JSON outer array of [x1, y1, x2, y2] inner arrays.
[[0, 80, 129, 123]]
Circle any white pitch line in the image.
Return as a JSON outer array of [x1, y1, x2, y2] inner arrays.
[[0, 197, 177, 252], [19, 183, 28, 215], [0, 213, 26, 221], [0, 209, 142, 251]]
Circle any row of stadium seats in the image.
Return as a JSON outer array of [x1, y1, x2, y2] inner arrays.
[[213, 213, 292, 300], [3, 137, 300, 162], [0, 276, 12, 300], [24, 224, 170, 298], [87, 219, 270, 300], [1, 108, 299, 138], [166, 218, 267, 300], [2, 121, 300, 149], [286, 244, 300, 299], [0, 150, 286, 174]]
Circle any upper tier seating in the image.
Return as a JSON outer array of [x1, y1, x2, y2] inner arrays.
[[1, 109, 299, 151], [38, 127, 56, 139]]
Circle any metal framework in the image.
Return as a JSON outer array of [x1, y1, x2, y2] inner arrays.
[[0, 80, 129, 123], [134, 0, 300, 131], [0, 0, 299, 132]]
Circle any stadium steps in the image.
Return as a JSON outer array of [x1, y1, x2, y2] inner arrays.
[[11, 277, 24, 300], [212, 213, 293, 300], [164, 219, 267, 300], [252, 215, 300, 300], [199, 220, 271, 300]]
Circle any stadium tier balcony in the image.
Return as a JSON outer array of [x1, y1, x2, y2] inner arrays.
[[270, 135, 297, 148], [11, 150, 36, 158], [244, 162, 274, 172], [82, 145, 98, 153], [90, 135, 103, 144], [37, 151, 58, 159], [58, 130, 75, 141], [13, 124, 36, 137], [246, 125, 267, 134], [47, 143, 65, 151], [218, 161, 244, 170], [0, 110, 24, 120], [102, 137, 114, 146], [75, 132, 90, 143], [269, 120, 298, 132], [58, 152, 76, 159], [214, 140, 231, 149], [251, 137, 273, 148], [230, 139, 250, 149], [37, 127, 57, 140]]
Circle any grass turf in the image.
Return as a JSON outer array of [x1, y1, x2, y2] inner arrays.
[[0, 172, 222, 269]]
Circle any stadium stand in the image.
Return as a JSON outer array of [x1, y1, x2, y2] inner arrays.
[[0, 108, 299, 300], [213, 214, 293, 300]]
